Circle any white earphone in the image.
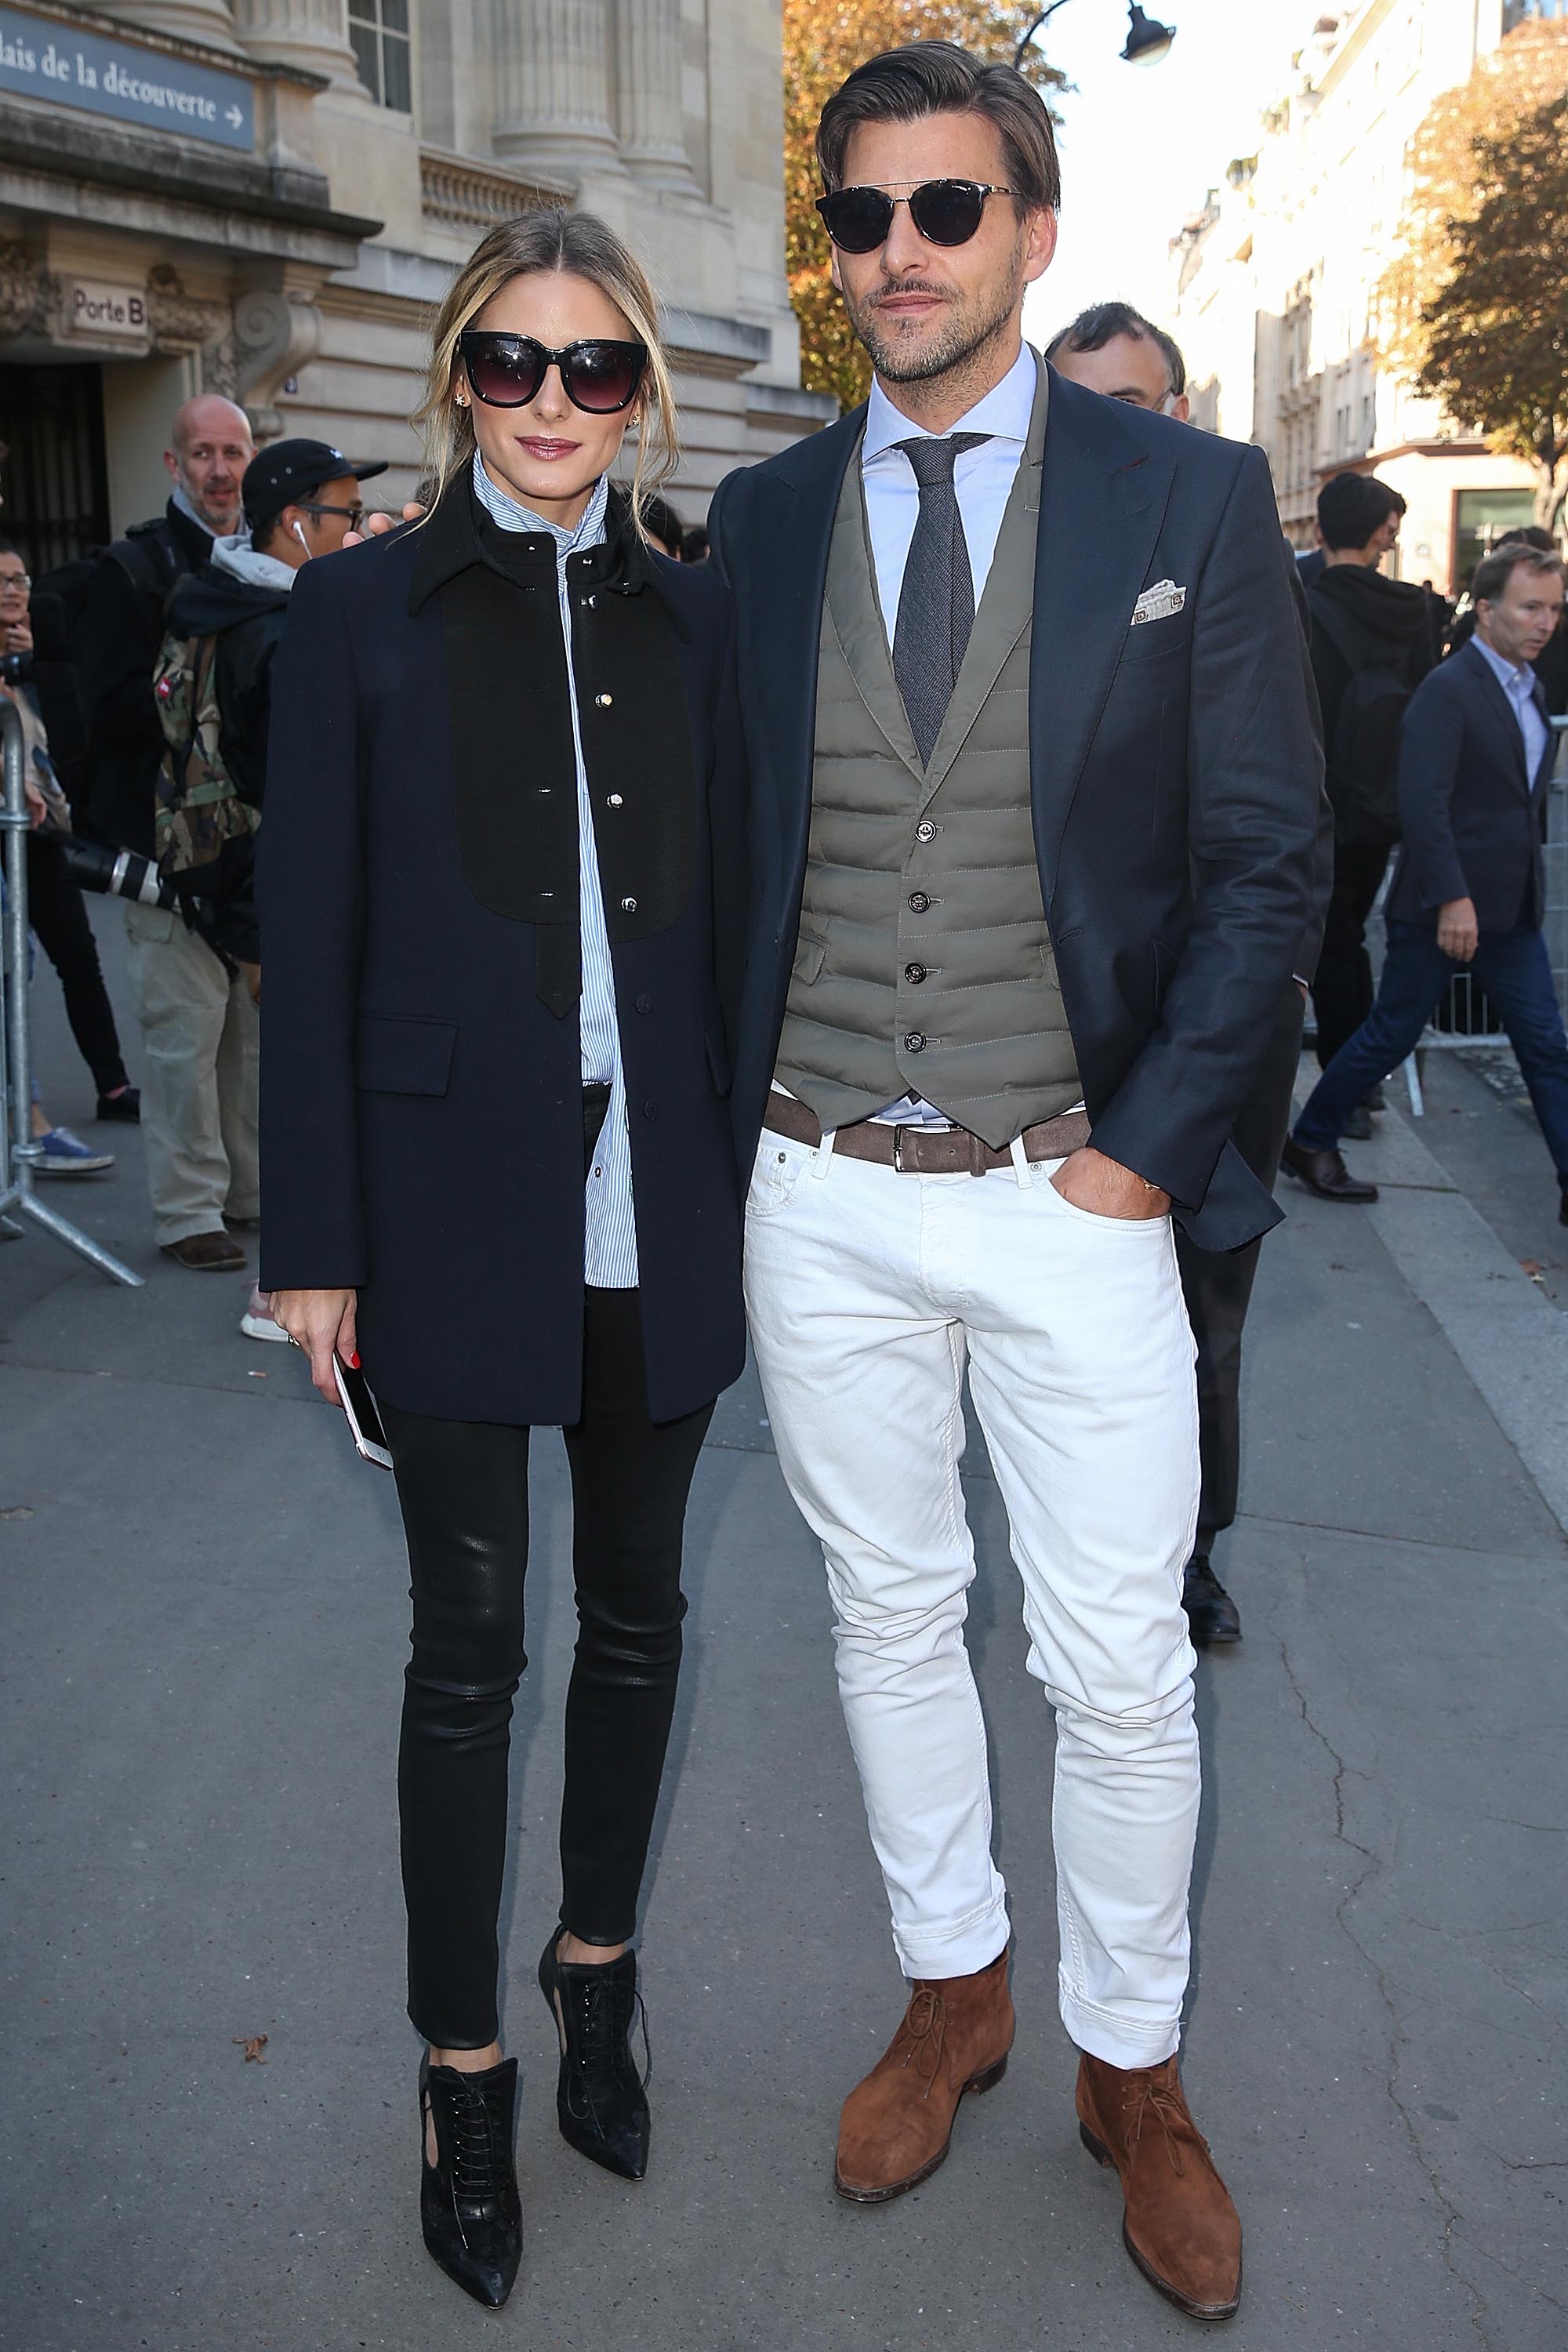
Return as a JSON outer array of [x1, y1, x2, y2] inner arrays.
[[292, 520, 310, 555]]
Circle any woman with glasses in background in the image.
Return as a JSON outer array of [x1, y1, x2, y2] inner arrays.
[[259, 210, 747, 2310]]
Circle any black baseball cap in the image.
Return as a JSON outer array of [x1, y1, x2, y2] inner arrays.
[[242, 438, 387, 531]]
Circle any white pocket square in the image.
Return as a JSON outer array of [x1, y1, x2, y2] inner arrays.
[[1131, 579, 1186, 626]]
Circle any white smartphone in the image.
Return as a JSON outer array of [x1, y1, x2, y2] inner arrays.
[[332, 1354, 394, 1471]]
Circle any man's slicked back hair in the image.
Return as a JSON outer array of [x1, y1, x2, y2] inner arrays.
[[1044, 300, 1186, 397], [816, 39, 1060, 219]]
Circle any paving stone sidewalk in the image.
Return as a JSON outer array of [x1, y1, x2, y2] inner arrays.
[[2, 912, 1565, 2350]]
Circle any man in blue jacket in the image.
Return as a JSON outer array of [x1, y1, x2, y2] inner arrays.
[[710, 41, 1323, 2320], [1285, 542, 1568, 1213]]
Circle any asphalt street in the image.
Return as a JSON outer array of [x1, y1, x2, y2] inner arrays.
[[3, 906, 1566, 2351]]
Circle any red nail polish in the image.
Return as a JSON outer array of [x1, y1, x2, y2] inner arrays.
[[350, 1352, 361, 1369]]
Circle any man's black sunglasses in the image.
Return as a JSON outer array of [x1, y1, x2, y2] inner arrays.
[[815, 179, 1017, 254], [457, 330, 648, 415]]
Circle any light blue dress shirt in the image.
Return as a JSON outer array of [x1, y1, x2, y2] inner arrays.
[[472, 452, 638, 1288], [1473, 633, 1549, 786]]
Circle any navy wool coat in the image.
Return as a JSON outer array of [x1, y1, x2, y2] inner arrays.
[[258, 488, 748, 1426]]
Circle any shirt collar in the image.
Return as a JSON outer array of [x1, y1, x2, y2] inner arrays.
[[1473, 632, 1534, 699], [470, 452, 608, 560], [862, 340, 1039, 467]]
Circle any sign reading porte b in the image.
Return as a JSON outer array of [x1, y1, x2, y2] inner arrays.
[[67, 281, 149, 346]]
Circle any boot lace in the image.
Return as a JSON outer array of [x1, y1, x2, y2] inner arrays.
[[1122, 2071, 1197, 2176], [897, 1985, 947, 2096], [566, 1972, 651, 2126], [441, 2072, 509, 2204]]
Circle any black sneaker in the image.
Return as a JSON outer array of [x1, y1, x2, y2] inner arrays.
[[1182, 1555, 1241, 1646], [96, 1087, 140, 1123]]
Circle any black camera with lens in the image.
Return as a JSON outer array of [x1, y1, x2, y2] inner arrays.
[[0, 650, 35, 687], [59, 836, 179, 912]]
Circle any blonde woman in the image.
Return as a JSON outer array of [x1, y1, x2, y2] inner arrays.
[[259, 211, 748, 2308]]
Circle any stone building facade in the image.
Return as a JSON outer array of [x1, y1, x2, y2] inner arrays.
[[1168, 0, 1562, 594], [0, 0, 833, 568]]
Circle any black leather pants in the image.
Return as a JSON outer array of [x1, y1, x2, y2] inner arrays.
[[380, 1287, 713, 2049]]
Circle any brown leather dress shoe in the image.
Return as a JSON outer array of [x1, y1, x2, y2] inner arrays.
[[161, 1231, 247, 1272], [1076, 2053, 1242, 2321], [1279, 1134, 1378, 1203], [834, 1949, 1014, 2202]]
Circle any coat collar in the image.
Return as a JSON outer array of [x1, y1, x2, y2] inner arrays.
[[1455, 635, 1546, 788], [408, 477, 659, 618]]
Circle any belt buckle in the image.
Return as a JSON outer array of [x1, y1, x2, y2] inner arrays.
[[891, 1122, 910, 1173]]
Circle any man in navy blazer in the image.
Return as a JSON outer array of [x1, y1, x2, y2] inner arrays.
[[709, 40, 1322, 2322], [1287, 543, 1568, 1216]]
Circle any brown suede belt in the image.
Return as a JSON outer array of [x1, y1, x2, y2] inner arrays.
[[763, 1091, 1092, 1176]]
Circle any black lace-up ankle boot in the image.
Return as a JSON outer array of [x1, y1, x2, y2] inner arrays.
[[538, 1931, 651, 2181], [418, 2052, 523, 2307]]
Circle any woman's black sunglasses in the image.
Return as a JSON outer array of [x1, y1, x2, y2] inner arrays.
[[457, 331, 648, 415], [815, 179, 1016, 255]]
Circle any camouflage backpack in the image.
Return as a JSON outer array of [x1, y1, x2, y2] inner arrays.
[[151, 629, 260, 895]]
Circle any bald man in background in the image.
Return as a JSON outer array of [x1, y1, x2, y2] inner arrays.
[[80, 394, 261, 1271]]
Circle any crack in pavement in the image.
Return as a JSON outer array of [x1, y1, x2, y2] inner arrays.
[[1267, 1562, 1499, 2350]]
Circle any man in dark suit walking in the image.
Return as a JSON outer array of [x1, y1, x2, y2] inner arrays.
[[710, 42, 1322, 2321], [1285, 543, 1568, 1214]]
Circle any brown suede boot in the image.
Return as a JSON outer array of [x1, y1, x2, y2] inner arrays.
[[834, 1949, 1014, 2202], [1076, 2053, 1242, 2321]]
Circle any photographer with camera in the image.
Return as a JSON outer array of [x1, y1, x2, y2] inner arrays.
[[149, 437, 384, 1316], [0, 542, 138, 1145]]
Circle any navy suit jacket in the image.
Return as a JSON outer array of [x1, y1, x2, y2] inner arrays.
[[1386, 637, 1556, 935], [258, 501, 747, 1427], [709, 366, 1326, 1253]]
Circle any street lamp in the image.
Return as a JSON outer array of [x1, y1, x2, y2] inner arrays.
[[1012, 0, 1177, 71]]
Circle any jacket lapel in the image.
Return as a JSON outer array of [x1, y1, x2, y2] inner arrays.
[[1461, 639, 1530, 791], [746, 411, 864, 911], [1027, 371, 1174, 900]]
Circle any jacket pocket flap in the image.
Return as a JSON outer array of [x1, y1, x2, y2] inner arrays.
[[793, 932, 827, 985], [355, 1014, 457, 1096]]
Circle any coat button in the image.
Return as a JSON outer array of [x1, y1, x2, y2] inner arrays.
[[905, 963, 927, 985], [643, 1098, 659, 1120], [621, 895, 637, 913], [903, 1032, 926, 1053], [595, 691, 613, 707], [916, 821, 936, 844], [607, 793, 623, 807], [635, 993, 653, 1014], [907, 891, 930, 913]]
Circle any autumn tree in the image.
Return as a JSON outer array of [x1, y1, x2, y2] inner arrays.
[[783, 2, 1065, 411], [1379, 20, 1568, 530]]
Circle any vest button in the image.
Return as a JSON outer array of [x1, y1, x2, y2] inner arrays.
[[643, 1098, 659, 1120], [907, 891, 930, 913], [903, 1032, 927, 1053], [904, 963, 927, 985], [635, 993, 653, 1014], [916, 821, 936, 844]]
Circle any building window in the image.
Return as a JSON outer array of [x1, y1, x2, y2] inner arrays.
[[350, 0, 411, 111], [1454, 488, 1537, 595]]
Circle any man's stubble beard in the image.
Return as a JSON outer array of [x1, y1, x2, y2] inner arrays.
[[846, 256, 1025, 398]]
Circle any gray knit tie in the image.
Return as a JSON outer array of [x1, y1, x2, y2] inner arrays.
[[892, 433, 990, 766]]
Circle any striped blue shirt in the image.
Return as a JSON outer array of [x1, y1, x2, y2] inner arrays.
[[472, 454, 638, 1288]]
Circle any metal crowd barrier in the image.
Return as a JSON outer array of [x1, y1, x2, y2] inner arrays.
[[0, 696, 143, 1285]]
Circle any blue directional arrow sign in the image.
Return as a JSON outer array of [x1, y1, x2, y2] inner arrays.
[[0, 5, 255, 151]]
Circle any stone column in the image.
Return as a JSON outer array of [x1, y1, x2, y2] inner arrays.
[[613, 0, 695, 187], [491, 0, 619, 182], [230, 0, 366, 95], [87, 0, 243, 53]]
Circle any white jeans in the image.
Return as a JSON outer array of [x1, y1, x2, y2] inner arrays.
[[743, 1127, 1201, 2070]]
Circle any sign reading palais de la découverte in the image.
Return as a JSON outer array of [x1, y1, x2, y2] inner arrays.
[[0, 5, 253, 151]]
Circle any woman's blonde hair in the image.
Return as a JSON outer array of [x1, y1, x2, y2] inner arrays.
[[413, 208, 680, 532]]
